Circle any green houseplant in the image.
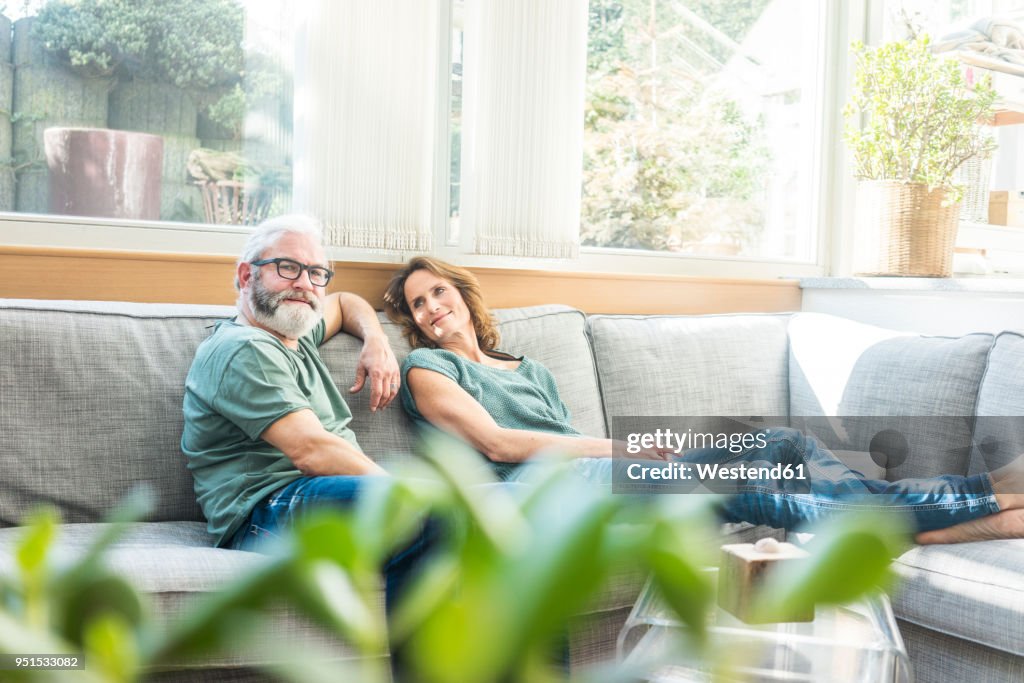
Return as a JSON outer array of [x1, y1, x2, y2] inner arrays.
[[844, 34, 998, 277], [0, 435, 908, 682], [186, 147, 291, 225]]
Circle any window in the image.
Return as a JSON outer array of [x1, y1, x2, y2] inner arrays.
[[444, 0, 828, 265], [579, 0, 825, 261], [3, 0, 837, 278], [0, 0, 293, 227]]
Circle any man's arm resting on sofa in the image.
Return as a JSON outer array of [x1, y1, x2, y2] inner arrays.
[[322, 291, 399, 411], [261, 409, 387, 476]]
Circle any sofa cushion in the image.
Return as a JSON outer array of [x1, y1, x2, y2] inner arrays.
[[586, 314, 791, 426], [0, 521, 248, 591], [0, 299, 235, 527], [972, 332, 1024, 473], [493, 306, 607, 438], [897, 619, 1024, 683], [788, 313, 993, 481], [892, 541, 1024, 658], [318, 312, 419, 468]]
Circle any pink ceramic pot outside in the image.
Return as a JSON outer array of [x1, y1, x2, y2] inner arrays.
[[45, 127, 163, 220]]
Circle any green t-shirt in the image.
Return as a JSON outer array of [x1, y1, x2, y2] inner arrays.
[[400, 348, 578, 478], [182, 318, 361, 546]]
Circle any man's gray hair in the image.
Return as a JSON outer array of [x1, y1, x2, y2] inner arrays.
[[236, 214, 326, 289]]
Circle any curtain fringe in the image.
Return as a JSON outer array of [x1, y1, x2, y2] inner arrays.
[[325, 225, 433, 252], [475, 236, 579, 259]]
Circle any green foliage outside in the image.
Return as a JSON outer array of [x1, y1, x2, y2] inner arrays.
[[0, 434, 908, 682], [582, 0, 772, 253], [30, 0, 282, 138], [203, 50, 288, 140], [845, 35, 998, 202], [32, 0, 242, 85]]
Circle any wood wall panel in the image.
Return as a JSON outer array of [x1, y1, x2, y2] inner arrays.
[[0, 246, 238, 304], [0, 245, 801, 314]]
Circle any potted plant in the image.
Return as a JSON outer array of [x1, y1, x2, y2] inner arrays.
[[845, 34, 997, 277], [187, 147, 290, 225], [25, 0, 263, 221]]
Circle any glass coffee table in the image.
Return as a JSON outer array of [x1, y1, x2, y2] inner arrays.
[[618, 572, 912, 683]]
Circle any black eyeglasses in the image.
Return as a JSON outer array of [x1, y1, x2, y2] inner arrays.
[[251, 258, 334, 286]]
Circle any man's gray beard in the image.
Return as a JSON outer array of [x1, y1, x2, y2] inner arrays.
[[248, 273, 323, 339]]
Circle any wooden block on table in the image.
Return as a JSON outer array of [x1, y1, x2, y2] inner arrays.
[[989, 190, 1024, 227], [717, 538, 814, 624]]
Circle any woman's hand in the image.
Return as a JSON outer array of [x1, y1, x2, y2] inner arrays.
[[607, 439, 673, 461]]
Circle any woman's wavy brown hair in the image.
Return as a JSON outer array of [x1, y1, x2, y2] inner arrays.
[[383, 256, 501, 351]]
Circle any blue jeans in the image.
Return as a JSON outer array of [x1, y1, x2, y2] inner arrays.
[[228, 475, 436, 611], [512, 427, 1000, 533]]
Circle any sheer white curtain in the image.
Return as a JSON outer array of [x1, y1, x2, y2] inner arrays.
[[461, 0, 589, 258], [294, 1, 438, 250]]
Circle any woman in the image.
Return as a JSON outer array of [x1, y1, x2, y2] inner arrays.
[[383, 256, 1024, 544]]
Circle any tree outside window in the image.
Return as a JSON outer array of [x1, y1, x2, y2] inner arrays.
[[582, 0, 814, 259]]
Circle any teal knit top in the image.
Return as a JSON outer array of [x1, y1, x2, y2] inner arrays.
[[400, 348, 580, 478]]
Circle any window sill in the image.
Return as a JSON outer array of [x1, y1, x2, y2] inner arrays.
[[0, 243, 803, 313], [0, 212, 824, 280], [800, 276, 1024, 293]]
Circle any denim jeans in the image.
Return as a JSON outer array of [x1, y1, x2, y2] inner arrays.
[[227, 474, 436, 610], [512, 427, 1001, 533]]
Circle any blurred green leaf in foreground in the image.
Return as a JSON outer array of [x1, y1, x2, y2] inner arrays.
[[0, 435, 907, 682]]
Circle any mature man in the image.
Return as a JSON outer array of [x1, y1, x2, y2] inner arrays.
[[182, 214, 410, 560]]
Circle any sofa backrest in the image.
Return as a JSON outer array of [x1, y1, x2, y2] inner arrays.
[[787, 313, 994, 481], [586, 314, 792, 437], [0, 300, 605, 527], [972, 331, 1024, 473], [492, 306, 607, 438], [0, 299, 233, 527], [2, 298, 1008, 527]]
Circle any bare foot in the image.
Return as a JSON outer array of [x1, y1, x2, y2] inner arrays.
[[991, 458, 1024, 510], [915, 509, 1024, 545]]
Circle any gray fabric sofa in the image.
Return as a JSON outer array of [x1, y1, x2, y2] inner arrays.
[[0, 299, 1022, 682]]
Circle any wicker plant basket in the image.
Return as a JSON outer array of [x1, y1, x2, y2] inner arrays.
[[956, 152, 993, 224], [853, 180, 961, 277]]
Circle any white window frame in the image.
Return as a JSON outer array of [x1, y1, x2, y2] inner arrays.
[[0, 0, 862, 280]]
